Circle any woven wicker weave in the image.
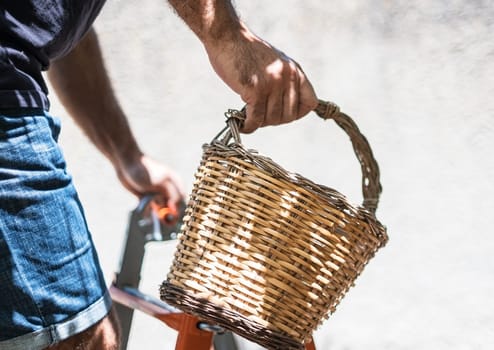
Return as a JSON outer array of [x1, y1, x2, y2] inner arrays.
[[160, 100, 388, 349]]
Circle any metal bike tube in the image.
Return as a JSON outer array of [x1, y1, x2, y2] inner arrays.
[[112, 201, 150, 350]]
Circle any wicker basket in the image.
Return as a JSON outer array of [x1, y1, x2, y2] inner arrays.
[[160, 100, 388, 349]]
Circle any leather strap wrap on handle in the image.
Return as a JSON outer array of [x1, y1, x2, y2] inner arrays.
[[314, 100, 381, 213]]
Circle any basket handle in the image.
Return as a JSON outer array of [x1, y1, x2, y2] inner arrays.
[[313, 100, 381, 213], [218, 100, 382, 213]]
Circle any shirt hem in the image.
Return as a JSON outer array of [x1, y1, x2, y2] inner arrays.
[[0, 90, 50, 111]]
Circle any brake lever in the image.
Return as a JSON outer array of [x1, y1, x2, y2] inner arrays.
[[134, 194, 185, 243]]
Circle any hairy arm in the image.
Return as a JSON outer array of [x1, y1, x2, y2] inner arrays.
[[168, 0, 318, 133], [167, 0, 241, 43], [47, 28, 184, 207]]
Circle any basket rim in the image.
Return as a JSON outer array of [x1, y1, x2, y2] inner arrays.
[[201, 141, 388, 244]]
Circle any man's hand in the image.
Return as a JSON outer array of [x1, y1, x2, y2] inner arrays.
[[205, 27, 318, 133], [168, 0, 318, 133], [116, 154, 185, 211]]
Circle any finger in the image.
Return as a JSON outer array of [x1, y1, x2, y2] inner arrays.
[[264, 90, 283, 127], [147, 171, 184, 211], [242, 97, 267, 133], [151, 190, 180, 223], [156, 182, 180, 212], [297, 71, 318, 117], [283, 61, 300, 122], [166, 174, 186, 211], [166, 190, 181, 213]]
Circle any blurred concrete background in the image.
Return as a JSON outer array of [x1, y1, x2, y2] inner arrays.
[[46, 0, 493, 349]]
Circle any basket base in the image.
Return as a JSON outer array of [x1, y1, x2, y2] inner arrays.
[[160, 281, 304, 350]]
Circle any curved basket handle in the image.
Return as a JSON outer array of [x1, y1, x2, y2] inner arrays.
[[216, 100, 382, 213], [314, 100, 381, 213]]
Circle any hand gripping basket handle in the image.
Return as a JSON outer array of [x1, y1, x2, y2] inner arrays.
[[221, 99, 382, 214]]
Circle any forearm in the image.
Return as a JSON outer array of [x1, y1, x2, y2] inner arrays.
[[167, 0, 245, 46], [47, 27, 141, 167], [167, 0, 317, 133]]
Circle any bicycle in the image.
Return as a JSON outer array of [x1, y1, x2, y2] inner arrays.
[[109, 194, 317, 350]]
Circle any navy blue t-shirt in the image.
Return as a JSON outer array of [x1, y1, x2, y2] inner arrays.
[[0, 0, 106, 110]]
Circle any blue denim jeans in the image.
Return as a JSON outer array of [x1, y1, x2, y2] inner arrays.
[[0, 110, 111, 349]]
